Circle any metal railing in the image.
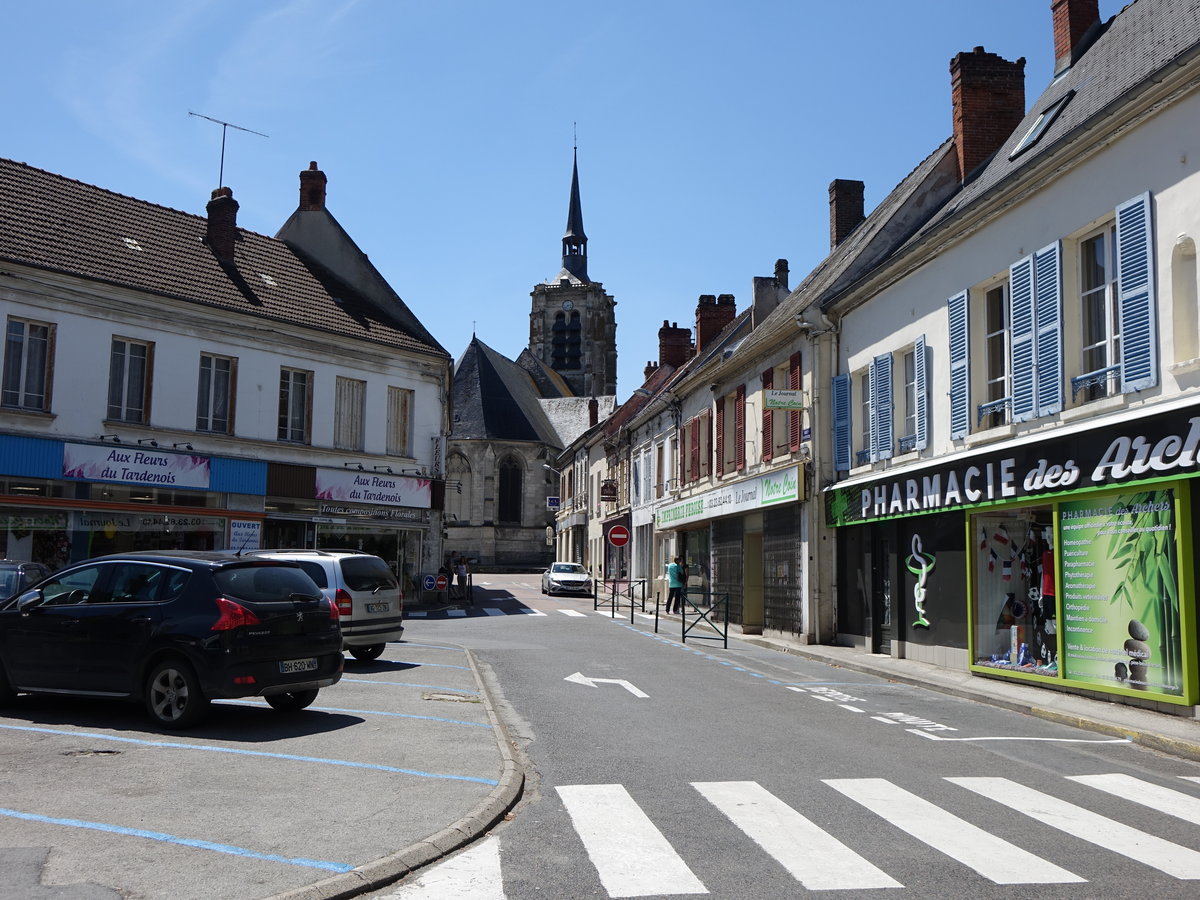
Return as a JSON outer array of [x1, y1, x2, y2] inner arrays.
[[594, 577, 648, 623], [654, 589, 729, 649]]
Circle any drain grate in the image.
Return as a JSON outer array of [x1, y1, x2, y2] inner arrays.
[[61, 749, 122, 757]]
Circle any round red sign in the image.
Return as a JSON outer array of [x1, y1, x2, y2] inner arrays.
[[435, 573, 449, 591], [608, 525, 630, 547]]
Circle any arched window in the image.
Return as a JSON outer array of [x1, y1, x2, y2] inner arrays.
[[566, 310, 582, 367], [498, 456, 523, 524], [447, 453, 471, 524]]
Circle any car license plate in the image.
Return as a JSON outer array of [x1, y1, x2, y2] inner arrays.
[[279, 657, 317, 674], [366, 602, 389, 613]]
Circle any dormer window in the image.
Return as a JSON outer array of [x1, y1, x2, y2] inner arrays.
[[1009, 91, 1074, 159]]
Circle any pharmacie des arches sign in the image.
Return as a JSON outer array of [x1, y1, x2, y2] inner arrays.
[[825, 405, 1200, 526], [656, 465, 801, 529]]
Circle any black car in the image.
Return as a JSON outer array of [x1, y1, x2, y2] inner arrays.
[[0, 551, 343, 729]]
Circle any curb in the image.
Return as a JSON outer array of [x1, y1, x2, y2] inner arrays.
[[264, 647, 525, 900]]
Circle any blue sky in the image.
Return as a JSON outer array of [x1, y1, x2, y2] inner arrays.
[[5, 1, 1116, 400]]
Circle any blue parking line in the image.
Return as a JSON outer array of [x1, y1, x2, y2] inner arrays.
[[391, 660, 471, 670], [0, 806, 354, 872], [340, 677, 478, 694], [0, 724, 499, 785], [223, 699, 489, 727], [400, 642, 466, 652]]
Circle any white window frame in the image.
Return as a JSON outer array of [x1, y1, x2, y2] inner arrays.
[[3, 317, 53, 412]]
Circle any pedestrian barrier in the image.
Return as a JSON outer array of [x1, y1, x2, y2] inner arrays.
[[655, 589, 728, 648], [595, 578, 648, 623]]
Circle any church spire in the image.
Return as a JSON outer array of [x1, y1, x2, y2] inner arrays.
[[561, 147, 589, 282]]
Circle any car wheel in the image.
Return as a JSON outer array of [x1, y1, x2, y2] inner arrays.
[[145, 659, 210, 729], [266, 689, 319, 712], [349, 644, 385, 661], [0, 662, 16, 706]]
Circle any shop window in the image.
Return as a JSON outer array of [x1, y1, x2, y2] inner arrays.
[[108, 337, 152, 424], [196, 354, 234, 434], [334, 376, 366, 451], [3, 317, 54, 412], [278, 367, 312, 443]]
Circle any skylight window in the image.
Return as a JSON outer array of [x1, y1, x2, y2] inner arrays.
[[122, 237, 144, 252], [1009, 90, 1075, 159], [260, 273, 277, 287]]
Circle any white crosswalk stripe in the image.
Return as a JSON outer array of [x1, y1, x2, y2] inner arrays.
[[1068, 773, 1200, 827], [558, 609, 587, 617], [949, 776, 1200, 879], [693, 781, 900, 890], [826, 778, 1084, 884], [384, 836, 505, 899], [557, 784, 707, 897]]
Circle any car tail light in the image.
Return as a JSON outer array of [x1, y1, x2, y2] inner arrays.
[[328, 597, 341, 620], [211, 596, 262, 631], [335, 588, 353, 617], [233, 675, 257, 685]]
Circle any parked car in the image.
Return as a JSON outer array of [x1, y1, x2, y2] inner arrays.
[[0, 560, 52, 601], [542, 562, 593, 596], [248, 549, 403, 661], [0, 551, 343, 728]]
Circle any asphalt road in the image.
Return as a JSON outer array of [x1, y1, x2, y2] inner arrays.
[[376, 573, 1200, 900]]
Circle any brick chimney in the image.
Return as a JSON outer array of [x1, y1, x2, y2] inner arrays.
[[950, 47, 1026, 182], [1052, 0, 1100, 73], [644, 360, 660, 381], [695, 294, 737, 354], [205, 187, 239, 261], [299, 161, 327, 211], [829, 180, 865, 249], [658, 320, 694, 368], [588, 395, 599, 427], [774, 258, 789, 291]]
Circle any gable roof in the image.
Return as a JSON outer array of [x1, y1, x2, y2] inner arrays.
[[0, 158, 447, 358], [452, 337, 565, 444]]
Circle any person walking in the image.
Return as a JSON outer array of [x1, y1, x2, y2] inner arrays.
[[455, 557, 471, 606], [666, 556, 686, 614]]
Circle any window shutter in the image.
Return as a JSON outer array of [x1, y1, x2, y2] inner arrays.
[[678, 429, 687, 486], [1116, 192, 1158, 392], [832, 373, 851, 472], [715, 397, 725, 476], [915, 334, 929, 451], [871, 354, 893, 461], [689, 417, 700, 481], [1010, 255, 1037, 422], [788, 351, 802, 451], [1034, 241, 1063, 416], [734, 384, 746, 471], [947, 291, 969, 440], [761, 369, 774, 462]]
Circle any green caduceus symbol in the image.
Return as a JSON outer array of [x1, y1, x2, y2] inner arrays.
[[905, 533, 936, 628]]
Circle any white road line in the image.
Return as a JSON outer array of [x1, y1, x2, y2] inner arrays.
[[556, 784, 706, 897], [693, 781, 899, 891], [520, 609, 547, 616], [384, 835, 506, 899], [948, 777, 1200, 879], [1068, 774, 1200, 827], [812, 695, 836, 702], [1183, 777, 1200, 786], [839, 705, 865, 713], [912, 731, 1128, 744], [871, 716, 898, 724], [827, 778, 1083, 885], [483, 608, 506, 616], [786, 686, 806, 693], [559, 609, 587, 617]]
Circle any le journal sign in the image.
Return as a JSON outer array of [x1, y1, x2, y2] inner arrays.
[[827, 409, 1200, 526]]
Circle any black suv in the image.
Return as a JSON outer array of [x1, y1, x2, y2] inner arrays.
[[0, 551, 343, 728]]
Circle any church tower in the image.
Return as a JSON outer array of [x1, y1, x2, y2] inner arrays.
[[529, 150, 617, 397]]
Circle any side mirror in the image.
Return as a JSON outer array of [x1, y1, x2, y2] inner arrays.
[[16, 589, 45, 612]]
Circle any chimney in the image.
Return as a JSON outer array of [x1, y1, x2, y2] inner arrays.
[[829, 180, 865, 249], [658, 320, 694, 368], [205, 187, 239, 261], [644, 360, 660, 381], [1052, 0, 1100, 73], [299, 161, 327, 211], [588, 395, 599, 427], [695, 294, 737, 354], [950, 47, 1026, 182], [753, 259, 790, 329]]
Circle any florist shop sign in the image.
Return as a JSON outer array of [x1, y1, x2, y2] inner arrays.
[[656, 466, 801, 529], [826, 405, 1200, 527]]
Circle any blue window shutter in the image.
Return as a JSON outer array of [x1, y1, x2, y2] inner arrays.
[[832, 373, 851, 472], [872, 353, 894, 461], [1116, 192, 1158, 392], [1010, 255, 1036, 422], [915, 334, 929, 451], [1034, 241, 1063, 416], [947, 291, 969, 440]]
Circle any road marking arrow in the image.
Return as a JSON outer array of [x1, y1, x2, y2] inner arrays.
[[565, 672, 649, 698]]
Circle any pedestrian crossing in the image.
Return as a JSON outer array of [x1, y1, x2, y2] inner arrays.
[[408, 606, 618, 619], [386, 774, 1200, 897]]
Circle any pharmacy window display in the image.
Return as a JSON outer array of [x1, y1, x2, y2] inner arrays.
[[970, 487, 1192, 703]]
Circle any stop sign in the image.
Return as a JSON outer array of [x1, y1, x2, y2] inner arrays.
[[608, 525, 630, 547]]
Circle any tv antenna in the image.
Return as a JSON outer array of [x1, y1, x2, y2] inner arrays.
[[188, 111, 268, 188]]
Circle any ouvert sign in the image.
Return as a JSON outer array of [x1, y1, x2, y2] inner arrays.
[[655, 465, 802, 529]]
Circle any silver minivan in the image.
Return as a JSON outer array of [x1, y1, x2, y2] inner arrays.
[[248, 549, 404, 660]]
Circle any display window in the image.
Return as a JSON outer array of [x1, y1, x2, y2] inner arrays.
[[969, 484, 1195, 704]]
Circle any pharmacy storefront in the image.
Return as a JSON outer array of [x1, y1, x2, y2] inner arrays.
[[655, 466, 804, 633], [826, 403, 1200, 709]]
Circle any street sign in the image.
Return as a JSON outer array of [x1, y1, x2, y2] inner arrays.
[[546, 496, 560, 510], [435, 573, 449, 591], [608, 524, 630, 547], [422, 574, 437, 591], [545, 525, 554, 546]]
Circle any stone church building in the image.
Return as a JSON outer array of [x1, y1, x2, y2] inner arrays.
[[444, 153, 617, 568]]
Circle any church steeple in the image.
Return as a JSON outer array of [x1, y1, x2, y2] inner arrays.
[[561, 149, 589, 282]]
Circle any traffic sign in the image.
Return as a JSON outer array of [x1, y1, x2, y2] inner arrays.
[[422, 574, 437, 591], [435, 573, 449, 591], [608, 525, 630, 547]]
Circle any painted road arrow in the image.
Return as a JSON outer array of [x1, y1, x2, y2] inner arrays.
[[564, 672, 649, 698]]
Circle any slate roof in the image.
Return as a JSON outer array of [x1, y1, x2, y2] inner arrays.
[[452, 337, 568, 444], [0, 158, 445, 357]]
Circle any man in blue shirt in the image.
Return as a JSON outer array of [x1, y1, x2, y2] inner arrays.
[[666, 557, 686, 614]]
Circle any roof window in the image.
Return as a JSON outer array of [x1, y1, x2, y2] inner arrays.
[[1009, 90, 1074, 159], [260, 273, 277, 287], [122, 237, 144, 252]]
